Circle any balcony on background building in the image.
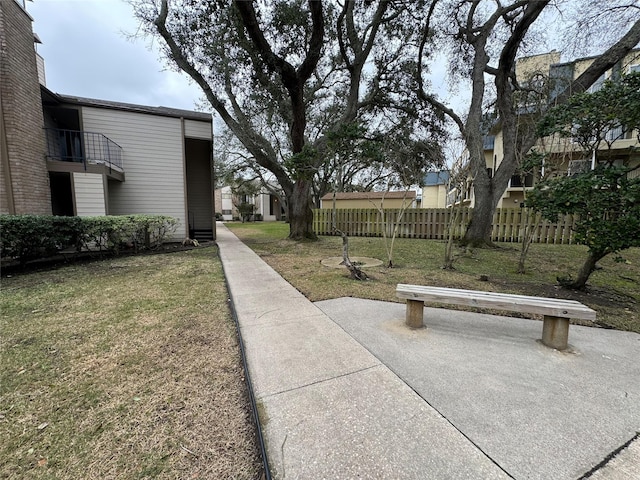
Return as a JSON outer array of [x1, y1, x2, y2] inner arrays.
[[44, 128, 124, 181]]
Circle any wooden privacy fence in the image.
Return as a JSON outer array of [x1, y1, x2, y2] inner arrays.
[[313, 208, 579, 244]]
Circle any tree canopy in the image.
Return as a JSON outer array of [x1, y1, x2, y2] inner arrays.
[[132, 0, 444, 239], [538, 72, 640, 155], [527, 72, 640, 289], [132, 0, 640, 244]]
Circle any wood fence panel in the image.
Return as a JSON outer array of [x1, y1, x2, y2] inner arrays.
[[312, 207, 577, 244]]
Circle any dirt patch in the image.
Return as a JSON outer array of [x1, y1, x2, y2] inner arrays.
[[496, 280, 638, 310]]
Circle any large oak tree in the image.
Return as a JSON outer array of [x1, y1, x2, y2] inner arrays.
[[133, 0, 442, 239]]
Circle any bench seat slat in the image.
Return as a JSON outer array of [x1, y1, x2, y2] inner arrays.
[[397, 289, 587, 311], [396, 284, 596, 321], [396, 286, 590, 311], [397, 284, 586, 307]]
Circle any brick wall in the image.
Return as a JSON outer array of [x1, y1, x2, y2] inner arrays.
[[0, 0, 51, 214]]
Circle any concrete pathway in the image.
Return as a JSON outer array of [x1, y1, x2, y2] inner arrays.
[[216, 224, 640, 480]]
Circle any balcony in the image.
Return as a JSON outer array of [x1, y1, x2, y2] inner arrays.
[[508, 173, 534, 189], [45, 128, 124, 180]]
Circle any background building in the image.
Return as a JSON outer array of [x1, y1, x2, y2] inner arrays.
[[449, 49, 640, 209]]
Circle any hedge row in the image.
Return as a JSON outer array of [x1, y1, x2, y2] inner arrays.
[[0, 214, 177, 265]]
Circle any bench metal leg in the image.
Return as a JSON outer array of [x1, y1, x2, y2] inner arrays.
[[406, 299, 424, 329], [542, 315, 569, 350]]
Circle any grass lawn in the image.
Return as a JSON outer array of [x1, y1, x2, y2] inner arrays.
[[227, 221, 639, 333], [0, 247, 262, 479]]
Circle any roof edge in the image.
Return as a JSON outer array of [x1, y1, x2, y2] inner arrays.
[[42, 89, 212, 122]]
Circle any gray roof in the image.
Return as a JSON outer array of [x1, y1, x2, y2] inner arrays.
[[47, 90, 212, 122], [423, 171, 450, 186]]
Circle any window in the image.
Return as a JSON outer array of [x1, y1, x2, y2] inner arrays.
[[588, 73, 606, 93], [629, 65, 640, 73], [509, 174, 534, 188]]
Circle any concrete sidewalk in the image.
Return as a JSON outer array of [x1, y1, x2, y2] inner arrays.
[[216, 224, 640, 479]]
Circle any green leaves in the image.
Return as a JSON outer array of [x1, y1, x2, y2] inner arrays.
[[526, 166, 640, 257], [529, 71, 640, 285], [0, 215, 178, 264], [284, 144, 320, 180], [538, 72, 640, 152]]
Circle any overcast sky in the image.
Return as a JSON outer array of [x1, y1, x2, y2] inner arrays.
[[29, 0, 205, 112], [28, 0, 461, 117]]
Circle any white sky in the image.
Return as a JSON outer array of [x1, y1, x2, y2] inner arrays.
[[29, 0, 205, 112]]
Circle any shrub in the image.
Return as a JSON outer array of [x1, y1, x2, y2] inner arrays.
[[0, 214, 177, 265]]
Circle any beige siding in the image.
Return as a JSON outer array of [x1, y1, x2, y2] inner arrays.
[[515, 51, 560, 81], [184, 119, 212, 140], [81, 107, 186, 238], [421, 184, 447, 208], [73, 172, 106, 216], [256, 193, 277, 221]]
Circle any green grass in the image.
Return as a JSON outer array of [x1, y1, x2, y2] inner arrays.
[[227, 221, 640, 332], [0, 247, 262, 479]]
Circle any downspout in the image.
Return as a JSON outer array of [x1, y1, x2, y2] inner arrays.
[[69, 171, 77, 215], [102, 173, 109, 215], [0, 92, 16, 214], [210, 130, 216, 240], [180, 117, 189, 238]]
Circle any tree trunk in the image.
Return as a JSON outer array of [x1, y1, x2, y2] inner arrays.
[[566, 250, 607, 290], [443, 201, 462, 270], [458, 12, 640, 249], [517, 208, 540, 274], [338, 230, 368, 280], [287, 180, 317, 240], [461, 185, 499, 247]]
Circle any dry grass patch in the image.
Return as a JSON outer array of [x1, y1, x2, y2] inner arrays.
[[1, 247, 262, 479], [227, 222, 639, 332]]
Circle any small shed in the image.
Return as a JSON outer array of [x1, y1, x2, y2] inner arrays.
[[320, 191, 417, 209]]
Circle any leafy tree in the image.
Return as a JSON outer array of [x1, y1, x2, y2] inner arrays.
[[416, 0, 640, 247], [527, 72, 640, 289], [526, 167, 640, 290], [538, 72, 640, 156], [132, 0, 441, 240]]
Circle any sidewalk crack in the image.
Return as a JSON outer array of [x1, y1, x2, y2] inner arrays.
[[261, 364, 381, 399], [578, 432, 640, 479]]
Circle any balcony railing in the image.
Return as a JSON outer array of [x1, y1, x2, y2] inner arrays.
[[45, 128, 123, 172]]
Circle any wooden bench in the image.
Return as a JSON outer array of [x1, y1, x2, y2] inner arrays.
[[396, 284, 596, 350]]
